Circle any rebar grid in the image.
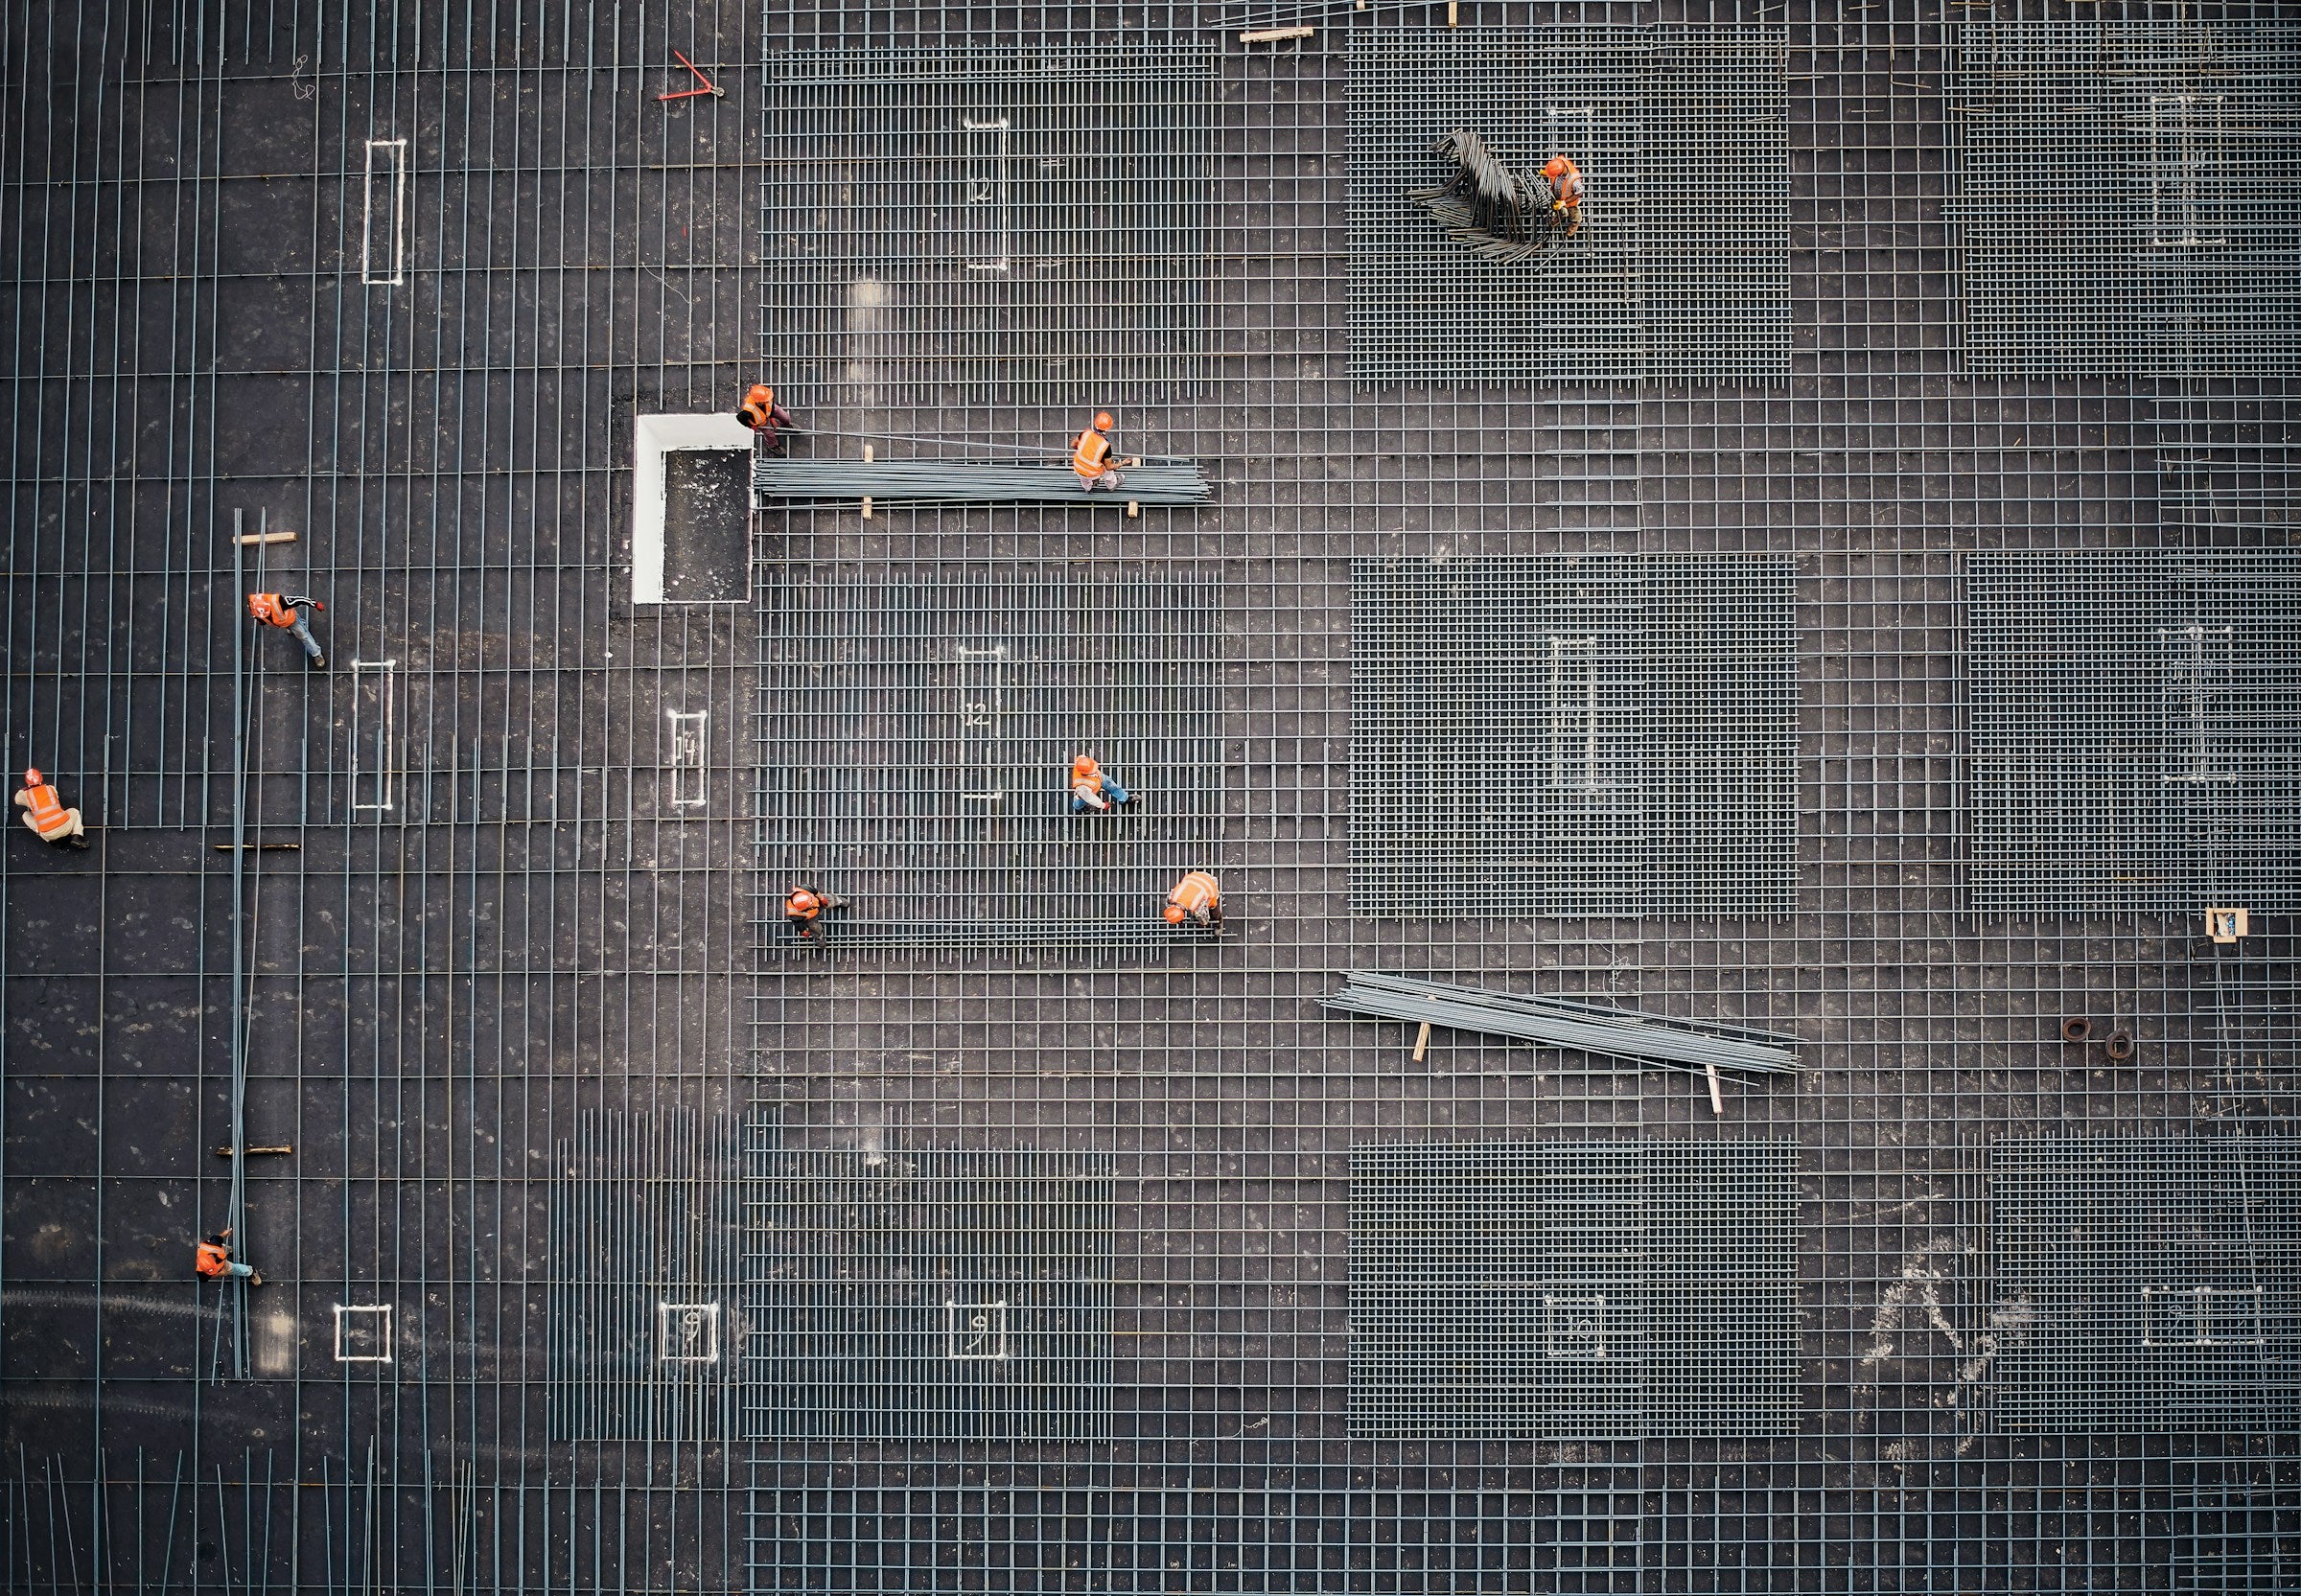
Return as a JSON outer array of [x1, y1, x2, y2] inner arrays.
[[1, 0, 2299, 1592]]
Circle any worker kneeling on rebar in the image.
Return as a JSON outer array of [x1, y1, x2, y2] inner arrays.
[[1542, 154, 1584, 238], [16, 767, 88, 849], [1070, 412, 1141, 493], [1164, 869, 1222, 931]]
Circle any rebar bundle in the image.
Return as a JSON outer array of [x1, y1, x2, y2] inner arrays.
[[1405, 127, 1557, 264], [1325, 972, 1803, 1076], [752, 459, 1212, 506]]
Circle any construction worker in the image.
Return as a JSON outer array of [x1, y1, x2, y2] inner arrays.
[[247, 592, 327, 668], [194, 1227, 263, 1286], [1069, 754, 1134, 814], [736, 383, 797, 452], [1543, 155, 1584, 237], [1070, 412, 1141, 494], [1164, 869, 1222, 931], [15, 768, 87, 848], [784, 885, 849, 940]]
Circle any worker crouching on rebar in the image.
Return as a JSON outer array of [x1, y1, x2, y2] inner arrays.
[[247, 592, 327, 668], [194, 1227, 263, 1286], [1165, 869, 1222, 931], [1070, 412, 1141, 493], [1543, 155, 1584, 238], [783, 885, 849, 941], [1070, 755, 1135, 815], [737, 383, 798, 454], [15, 768, 88, 848]]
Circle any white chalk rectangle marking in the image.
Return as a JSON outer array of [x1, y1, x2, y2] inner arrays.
[[334, 1303, 394, 1363], [666, 709, 709, 811], [361, 139, 407, 286], [349, 660, 399, 813]]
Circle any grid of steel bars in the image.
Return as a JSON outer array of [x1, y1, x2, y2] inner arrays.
[[1, 1, 2300, 1592]]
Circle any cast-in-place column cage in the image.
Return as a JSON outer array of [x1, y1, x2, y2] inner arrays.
[[1950, 20, 2301, 377], [759, 46, 1215, 407]]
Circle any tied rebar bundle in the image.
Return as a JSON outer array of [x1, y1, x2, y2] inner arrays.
[[753, 458, 1212, 507], [1325, 971, 1803, 1078], [1406, 128, 1557, 264]]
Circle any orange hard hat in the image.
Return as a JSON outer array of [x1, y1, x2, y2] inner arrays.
[[1163, 902, 1186, 924], [1094, 412, 1115, 431], [1544, 156, 1571, 178], [1072, 755, 1097, 775], [788, 888, 819, 912], [22, 768, 41, 786]]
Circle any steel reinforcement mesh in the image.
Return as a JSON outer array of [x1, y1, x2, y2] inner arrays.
[[1346, 27, 1790, 386], [1950, 19, 2301, 378], [1350, 554, 1800, 918], [2, 2, 2300, 1593], [1966, 550, 2301, 916]]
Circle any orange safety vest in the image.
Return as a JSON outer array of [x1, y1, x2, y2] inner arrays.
[[1168, 870, 1220, 920], [738, 384, 779, 429], [1071, 428, 1112, 481], [195, 1239, 231, 1278], [19, 782, 73, 840], [1071, 758, 1104, 802], [1551, 162, 1584, 208], [785, 889, 823, 921]]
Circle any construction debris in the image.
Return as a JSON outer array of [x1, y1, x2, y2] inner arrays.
[[1324, 971, 1802, 1078], [753, 459, 1211, 508]]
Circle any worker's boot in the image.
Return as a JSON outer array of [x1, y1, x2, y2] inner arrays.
[[249, 1272, 265, 1286], [288, 615, 327, 668]]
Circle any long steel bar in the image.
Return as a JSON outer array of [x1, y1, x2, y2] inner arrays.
[[751, 459, 1211, 505], [1325, 972, 1803, 1076]]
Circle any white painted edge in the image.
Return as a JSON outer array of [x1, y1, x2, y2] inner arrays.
[[632, 412, 755, 605]]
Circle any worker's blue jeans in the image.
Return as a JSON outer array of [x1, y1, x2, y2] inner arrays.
[[221, 1260, 255, 1281], [1072, 779, 1129, 813]]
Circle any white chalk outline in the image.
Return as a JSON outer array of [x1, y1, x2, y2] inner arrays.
[[333, 1303, 394, 1364], [361, 139, 407, 286], [655, 1301, 721, 1364]]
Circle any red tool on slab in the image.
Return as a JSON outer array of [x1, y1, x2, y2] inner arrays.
[[658, 50, 725, 102]]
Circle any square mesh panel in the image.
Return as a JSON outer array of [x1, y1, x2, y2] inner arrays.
[[1348, 1140, 1801, 1439], [743, 1148, 1114, 1443], [1346, 27, 1788, 387], [546, 1111, 748, 1444], [755, 563, 1223, 951], [1351, 555, 1799, 918], [761, 47, 1213, 406], [1987, 1137, 2301, 1434], [1950, 21, 2301, 377], [1966, 551, 2301, 916]]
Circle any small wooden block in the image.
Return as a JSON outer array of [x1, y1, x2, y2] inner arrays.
[[863, 444, 874, 463], [861, 497, 873, 520], [1239, 25, 1315, 42], [1127, 500, 1140, 518], [1448, 2, 1459, 25], [1412, 1021, 1431, 1063], [1704, 1062, 1725, 1118], [235, 529, 297, 545], [2207, 907, 2249, 944]]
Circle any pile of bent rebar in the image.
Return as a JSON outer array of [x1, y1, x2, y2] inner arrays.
[[753, 459, 1212, 507], [1324, 971, 1803, 1076]]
